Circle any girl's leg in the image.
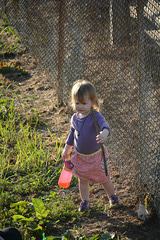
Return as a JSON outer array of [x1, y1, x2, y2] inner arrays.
[[79, 178, 89, 200], [78, 178, 90, 211], [102, 178, 120, 206], [102, 178, 115, 198]]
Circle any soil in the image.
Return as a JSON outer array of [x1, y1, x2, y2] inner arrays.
[[0, 22, 160, 240]]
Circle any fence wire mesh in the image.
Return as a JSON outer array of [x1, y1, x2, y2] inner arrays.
[[0, 0, 159, 214]]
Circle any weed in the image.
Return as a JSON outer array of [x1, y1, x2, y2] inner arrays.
[[0, 13, 21, 58], [48, 128, 63, 162], [9, 194, 79, 239]]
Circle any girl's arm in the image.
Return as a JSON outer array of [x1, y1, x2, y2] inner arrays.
[[61, 144, 73, 159], [62, 115, 75, 159], [94, 112, 110, 144]]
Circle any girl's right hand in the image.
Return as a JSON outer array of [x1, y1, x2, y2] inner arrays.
[[61, 150, 70, 159], [61, 144, 73, 159]]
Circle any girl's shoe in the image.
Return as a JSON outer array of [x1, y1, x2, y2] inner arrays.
[[79, 200, 89, 212], [109, 195, 120, 207]]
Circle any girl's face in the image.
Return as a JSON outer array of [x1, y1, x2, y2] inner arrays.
[[75, 95, 93, 116]]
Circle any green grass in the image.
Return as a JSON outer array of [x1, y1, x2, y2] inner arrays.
[[0, 12, 21, 58]]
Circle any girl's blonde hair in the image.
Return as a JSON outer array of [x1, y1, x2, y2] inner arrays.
[[71, 80, 99, 111]]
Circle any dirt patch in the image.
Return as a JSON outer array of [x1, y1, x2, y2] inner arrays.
[[0, 36, 160, 240]]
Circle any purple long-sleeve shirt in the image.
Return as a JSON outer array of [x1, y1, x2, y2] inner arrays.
[[66, 111, 110, 154]]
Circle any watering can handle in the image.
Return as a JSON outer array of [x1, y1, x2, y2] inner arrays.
[[63, 158, 74, 170]]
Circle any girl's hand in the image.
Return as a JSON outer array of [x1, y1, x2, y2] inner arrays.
[[96, 128, 109, 144], [61, 150, 70, 159], [61, 144, 73, 159]]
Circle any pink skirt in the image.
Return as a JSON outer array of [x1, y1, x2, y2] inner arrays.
[[71, 146, 110, 183]]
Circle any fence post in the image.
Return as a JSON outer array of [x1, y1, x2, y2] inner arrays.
[[137, 0, 147, 193], [57, 0, 65, 105]]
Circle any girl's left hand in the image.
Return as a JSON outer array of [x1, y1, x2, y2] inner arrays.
[[96, 128, 109, 143]]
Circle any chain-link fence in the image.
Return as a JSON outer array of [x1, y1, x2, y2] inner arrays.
[[0, 0, 159, 214]]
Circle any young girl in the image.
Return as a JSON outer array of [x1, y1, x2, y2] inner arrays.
[[62, 80, 119, 211]]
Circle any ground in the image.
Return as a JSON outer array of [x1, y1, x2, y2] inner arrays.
[[0, 31, 160, 240]]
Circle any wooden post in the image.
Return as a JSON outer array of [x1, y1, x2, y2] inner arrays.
[[57, 0, 64, 105]]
